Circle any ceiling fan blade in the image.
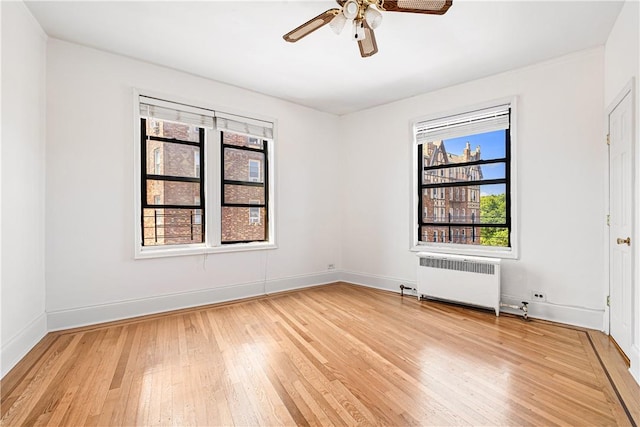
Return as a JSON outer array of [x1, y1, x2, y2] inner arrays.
[[283, 8, 341, 42], [358, 20, 378, 58], [382, 0, 452, 15]]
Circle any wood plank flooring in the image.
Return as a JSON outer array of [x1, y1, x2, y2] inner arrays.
[[2, 282, 638, 426]]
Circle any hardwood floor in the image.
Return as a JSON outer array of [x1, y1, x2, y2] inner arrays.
[[2, 282, 638, 426]]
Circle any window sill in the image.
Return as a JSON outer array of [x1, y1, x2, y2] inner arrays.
[[410, 243, 518, 260], [135, 242, 277, 259]]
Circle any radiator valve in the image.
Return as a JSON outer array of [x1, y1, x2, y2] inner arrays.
[[499, 301, 529, 320], [399, 284, 415, 297], [521, 301, 529, 320]]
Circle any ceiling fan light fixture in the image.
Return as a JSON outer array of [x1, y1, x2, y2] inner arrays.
[[282, 0, 453, 58], [352, 19, 366, 41], [329, 12, 347, 34], [343, 0, 360, 20], [364, 5, 383, 29]]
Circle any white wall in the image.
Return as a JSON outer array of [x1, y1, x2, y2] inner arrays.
[[45, 39, 341, 329], [340, 48, 606, 329], [1, 1, 48, 377], [604, 0, 640, 383]]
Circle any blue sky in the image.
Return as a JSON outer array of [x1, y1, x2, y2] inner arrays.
[[443, 129, 506, 196]]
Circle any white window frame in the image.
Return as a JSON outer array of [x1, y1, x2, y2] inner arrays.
[[133, 89, 277, 259], [410, 97, 519, 259]]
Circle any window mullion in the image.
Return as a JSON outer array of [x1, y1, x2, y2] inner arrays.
[[420, 178, 507, 189], [140, 119, 148, 230], [423, 157, 506, 171], [148, 135, 202, 147], [208, 129, 221, 247], [505, 123, 512, 247], [417, 143, 424, 241], [260, 139, 269, 241]]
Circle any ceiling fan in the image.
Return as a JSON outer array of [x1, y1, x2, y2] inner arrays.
[[283, 0, 452, 58]]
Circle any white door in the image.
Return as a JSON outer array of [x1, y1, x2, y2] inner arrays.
[[609, 90, 634, 359]]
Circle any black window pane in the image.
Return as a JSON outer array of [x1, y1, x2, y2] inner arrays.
[[221, 207, 266, 243], [223, 148, 264, 183], [422, 130, 506, 167], [480, 227, 509, 247], [147, 180, 200, 206], [223, 132, 264, 150], [224, 184, 265, 205], [146, 140, 200, 178], [480, 190, 507, 224], [420, 226, 508, 247], [421, 184, 506, 225], [146, 119, 201, 143], [143, 208, 203, 246], [423, 163, 505, 185]]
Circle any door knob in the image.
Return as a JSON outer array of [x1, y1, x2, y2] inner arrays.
[[616, 237, 631, 246]]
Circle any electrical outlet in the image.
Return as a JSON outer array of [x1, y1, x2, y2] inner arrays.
[[531, 291, 546, 302], [327, 264, 335, 270]]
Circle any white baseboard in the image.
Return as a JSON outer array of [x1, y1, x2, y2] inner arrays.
[[1, 312, 47, 378], [341, 271, 605, 330], [47, 271, 341, 331], [481, 294, 603, 330], [266, 271, 340, 294], [630, 345, 640, 386], [340, 270, 414, 293]]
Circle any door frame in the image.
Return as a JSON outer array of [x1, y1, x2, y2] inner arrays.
[[604, 78, 637, 366]]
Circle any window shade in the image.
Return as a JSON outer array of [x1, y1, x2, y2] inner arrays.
[[139, 96, 215, 128], [415, 104, 510, 143], [216, 113, 274, 140], [139, 95, 274, 139]]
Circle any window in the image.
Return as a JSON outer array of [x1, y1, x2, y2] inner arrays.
[[221, 132, 268, 243], [141, 117, 204, 247], [136, 94, 274, 257], [413, 101, 516, 257]]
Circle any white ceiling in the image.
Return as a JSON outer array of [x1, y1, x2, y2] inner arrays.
[[26, 0, 624, 115]]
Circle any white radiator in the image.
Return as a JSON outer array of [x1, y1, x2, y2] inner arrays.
[[416, 252, 501, 316]]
